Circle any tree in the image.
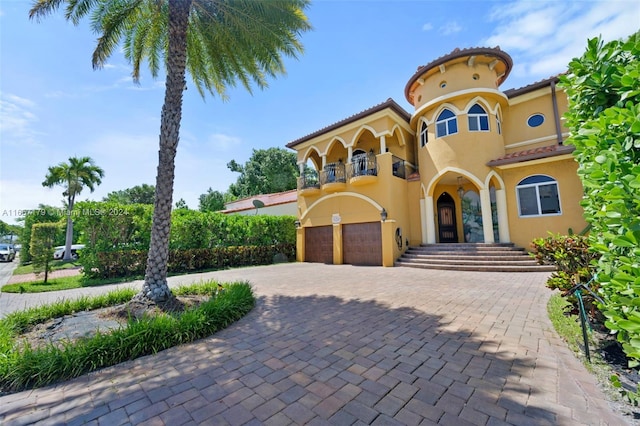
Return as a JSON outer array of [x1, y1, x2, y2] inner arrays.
[[29, 222, 61, 284], [17, 204, 65, 264], [30, 0, 311, 303], [227, 147, 299, 198], [103, 184, 155, 204], [559, 32, 640, 363], [198, 188, 226, 212], [174, 198, 189, 210], [42, 156, 104, 262]]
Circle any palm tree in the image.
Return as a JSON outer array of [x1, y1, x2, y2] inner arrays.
[[42, 156, 104, 261], [30, 0, 311, 303]]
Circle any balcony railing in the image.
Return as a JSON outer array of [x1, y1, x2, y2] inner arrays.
[[392, 155, 407, 179], [347, 153, 378, 178], [320, 162, 346, 185], [298, 171, 320, 190]]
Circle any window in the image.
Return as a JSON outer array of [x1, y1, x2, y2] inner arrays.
[[516, 175, 561, 216], [420, 122, 428, 147], [496, 114, 502, 135], [527, 113, 545, 127], [468, 104, 489, 131], [436, 109, 458, 138]]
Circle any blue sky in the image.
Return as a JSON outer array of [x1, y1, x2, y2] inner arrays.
[[1, 0, 638, 224]]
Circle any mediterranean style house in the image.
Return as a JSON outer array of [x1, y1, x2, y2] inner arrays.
[[286, 47, 586, 267]]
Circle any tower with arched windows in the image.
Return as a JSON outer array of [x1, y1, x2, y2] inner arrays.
[[286, 47, 586, 268]]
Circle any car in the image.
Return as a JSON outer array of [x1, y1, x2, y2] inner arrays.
[[53, 244, 85, 260], [0, 244, 16, 262]]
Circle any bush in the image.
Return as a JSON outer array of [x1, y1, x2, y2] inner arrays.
[[531, 233, 600, 293], [84, 244, 296, 279]]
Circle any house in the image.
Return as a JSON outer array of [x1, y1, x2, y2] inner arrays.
[[286, 46, 586, 267], [221, 189, 297, 216]]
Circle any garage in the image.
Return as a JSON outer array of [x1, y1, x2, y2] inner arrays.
[[305, 226, 333, 264], [342, 222, 382, 266]]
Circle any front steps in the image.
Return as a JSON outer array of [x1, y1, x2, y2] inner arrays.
[[394, 243, 556, 272]]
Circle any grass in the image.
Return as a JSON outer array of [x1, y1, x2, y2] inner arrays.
[[12, 259, 81, 275], [0, 280, 255, 393], [1, 275, 136, 293]]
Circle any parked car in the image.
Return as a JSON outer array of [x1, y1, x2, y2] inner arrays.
[[0, 244, 16, 262], [53, 244, 85, 260]]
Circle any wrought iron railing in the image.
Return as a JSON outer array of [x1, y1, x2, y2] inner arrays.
[[297, 171, 320, 190], [347, 153, 378, 178], [320, 162, 346, 185]]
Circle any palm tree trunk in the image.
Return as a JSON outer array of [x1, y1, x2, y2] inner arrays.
[[137, 0, 192, 303], [63, 198, 74, 261]]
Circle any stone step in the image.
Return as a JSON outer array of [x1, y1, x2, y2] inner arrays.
[[394, 260, 556, 273], [396, 243, 554, 272]]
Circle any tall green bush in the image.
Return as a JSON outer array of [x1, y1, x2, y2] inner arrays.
[[559, 32, 640, 364], [18, 205, 65, 264], [29, 223, 62, 284]]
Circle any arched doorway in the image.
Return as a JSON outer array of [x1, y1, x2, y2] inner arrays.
[[437, 192, 458, 243]]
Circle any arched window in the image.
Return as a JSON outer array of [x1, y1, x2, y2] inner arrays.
[[496, 114, 502, 135], [420, 121, 428, 147], [436, 109, 457, 138], [468, 104, 489, 131], [516, 175, 561, 216]]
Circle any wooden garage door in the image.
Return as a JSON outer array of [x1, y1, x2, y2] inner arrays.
[[343, 222, 382, 266], [305, 226, 333, 264]]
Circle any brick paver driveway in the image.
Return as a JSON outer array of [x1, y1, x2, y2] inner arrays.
[[0, 263, 628, 425]]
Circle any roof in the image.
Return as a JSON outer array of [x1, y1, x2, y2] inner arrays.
[[221, 189, 297, 214], [405, 47, 513, 103], [286, 98, 411, 149], [486, 144, 575, 167], [504, 75, 561, 98]]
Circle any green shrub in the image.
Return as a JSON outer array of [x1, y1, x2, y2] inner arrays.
[[0, 282, 254, 393], [560, 32, 640, 365]]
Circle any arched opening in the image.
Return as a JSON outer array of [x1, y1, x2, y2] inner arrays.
[[437, 192, 458, 243]]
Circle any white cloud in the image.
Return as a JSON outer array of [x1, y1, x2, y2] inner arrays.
[[440, 21, 462, 35], [483, 0, 639, 82], [0, 93, 43, 146], [0, 180, 64, 225], [422, 23, 433, 31], [207, 133, 241, 151]]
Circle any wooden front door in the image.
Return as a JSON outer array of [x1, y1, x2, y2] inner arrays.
[[437, 192, 458, 243]]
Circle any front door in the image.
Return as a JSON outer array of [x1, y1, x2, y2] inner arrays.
[[437, 192, 458, 243]]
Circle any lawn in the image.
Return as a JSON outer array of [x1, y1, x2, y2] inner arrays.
[[12, 259, 81, 276], [1, 274, 134, 293]]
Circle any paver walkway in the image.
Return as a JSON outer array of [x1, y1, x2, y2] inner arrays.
[[0, 263, 631, 425], [6, 267, 82, 285]]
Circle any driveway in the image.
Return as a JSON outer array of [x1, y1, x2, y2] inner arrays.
[[0, 263, 630, 425]]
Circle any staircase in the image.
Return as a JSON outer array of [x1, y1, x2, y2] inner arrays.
[[395, 243, 556, 272]]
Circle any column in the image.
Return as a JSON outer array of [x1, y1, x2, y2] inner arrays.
[[296, 227, 305, 262], [333, 223, 343, 265], [420, 198, 428, 244], [496, 188, 511, 243], [347, 146, 353, 162], [379, 135, 387, 154], [381, 219, 395, 267], [479, 188, 494, 243], [426, 196, 436, 244]]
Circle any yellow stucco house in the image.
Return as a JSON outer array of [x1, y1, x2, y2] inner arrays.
[[286, 47, 586, 269]]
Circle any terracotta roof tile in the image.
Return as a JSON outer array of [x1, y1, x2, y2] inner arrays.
[[504, 74, 563, 98], [487, 144, 575, 167], [286, 98, 410, 149], [221, 189, 297, 214]]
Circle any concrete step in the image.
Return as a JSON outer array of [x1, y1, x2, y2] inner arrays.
[[396, 243, 555, 273], [394, 260, 556, 273]]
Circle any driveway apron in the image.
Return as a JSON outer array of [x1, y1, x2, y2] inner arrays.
[[0, 263, 628, 425]]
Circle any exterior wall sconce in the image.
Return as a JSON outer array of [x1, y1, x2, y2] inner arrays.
[[457, 176, 465, 199], [380, 208, 387, 222], [294, 220, 301, 228]]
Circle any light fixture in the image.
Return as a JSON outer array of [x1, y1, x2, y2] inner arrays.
[[294, 220, 301, 228], [380, 208, 387, 222], [457, 177, 465, 199]]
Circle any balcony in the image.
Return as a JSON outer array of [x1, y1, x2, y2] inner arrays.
[[298, 172, 320, 196], [392, 155, 407, 179], [347, 153, 378, 186], [320, 162, 346, 192]]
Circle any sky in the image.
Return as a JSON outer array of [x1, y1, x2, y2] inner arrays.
[[0, 0, 638, 225]]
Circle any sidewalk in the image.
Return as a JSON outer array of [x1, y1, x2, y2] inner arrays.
[[6, 267, 82, 284]]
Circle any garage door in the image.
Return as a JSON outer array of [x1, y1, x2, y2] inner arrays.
[[305, 226, 333, 264], [343, 222, 382, 266]]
